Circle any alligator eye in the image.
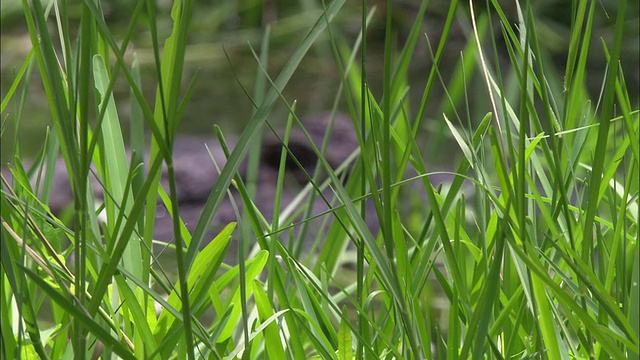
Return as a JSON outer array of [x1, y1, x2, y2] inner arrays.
[[262, 140, 317, 172], [155, 205, 167, 219]]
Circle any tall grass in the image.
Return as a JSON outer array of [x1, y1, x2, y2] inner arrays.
[[1, 0, 638, 359]]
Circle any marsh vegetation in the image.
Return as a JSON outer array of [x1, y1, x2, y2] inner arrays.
[[1, 0, 638, 359]]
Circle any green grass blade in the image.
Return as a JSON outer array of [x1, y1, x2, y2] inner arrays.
[[19, 266, 136, 360], [186, 0, 346, 270]]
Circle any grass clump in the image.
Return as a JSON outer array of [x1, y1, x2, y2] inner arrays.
[[1, 0, 638, 359]]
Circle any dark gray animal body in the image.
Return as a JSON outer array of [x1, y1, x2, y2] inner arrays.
[[4, 113, 466, 252], [24, 113, 362, 245]]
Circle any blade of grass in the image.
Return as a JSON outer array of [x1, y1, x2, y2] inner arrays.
[[19, 266, 136, 359], [186, 0, 346, 270]]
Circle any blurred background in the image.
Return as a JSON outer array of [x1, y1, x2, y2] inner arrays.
[[2, 0, 638, 164]]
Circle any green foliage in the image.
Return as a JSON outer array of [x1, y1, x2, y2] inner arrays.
[[1, 0, 638, 359]]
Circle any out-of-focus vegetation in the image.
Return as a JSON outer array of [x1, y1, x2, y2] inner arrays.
[[1, 0, 638, 358], [2, 0, 637, 160]]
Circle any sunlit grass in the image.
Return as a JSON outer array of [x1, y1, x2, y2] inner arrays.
[[1, 0, 638, 359]]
